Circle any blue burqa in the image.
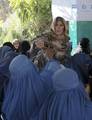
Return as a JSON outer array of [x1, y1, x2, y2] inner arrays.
[[40, 59, 65, 89], [0, 46, 17, 92], [64, 53, 92, 85], [2, 55, 50, 120], [38, 68, 92, 120], [0, 46, 17, 115]]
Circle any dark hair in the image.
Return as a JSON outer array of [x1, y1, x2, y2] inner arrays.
[[3, 42, 15, 50], [20, 41, 30, 56], [55, 17, 65, 22], [80, 38, 90, 54]]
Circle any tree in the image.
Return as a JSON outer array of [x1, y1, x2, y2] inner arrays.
[[0, 0, 51, 45], [8, 0, 52, 40]]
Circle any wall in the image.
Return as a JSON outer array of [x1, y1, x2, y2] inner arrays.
[[77, 21, 92, 49]]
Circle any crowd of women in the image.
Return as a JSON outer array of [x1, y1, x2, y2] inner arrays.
[[0, 16, 92, 120]]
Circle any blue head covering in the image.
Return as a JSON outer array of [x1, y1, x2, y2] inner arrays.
[[40, 59, 65, 89], [0, 47, 2, 59], [52, 68, 79, 91], [71, 53, 92, 85], [64, 52, 92, 85], [38, 68, 92, 120], [0, 46, 17, 89], [2, 55, 50, 120], [0, 46, 17, 82], [0, 46, 13, 59], [0, 46, 17, 115]]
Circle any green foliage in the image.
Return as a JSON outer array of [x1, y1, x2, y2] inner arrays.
[[0, 12, 22, 44], [8, 0, 52, 39], [0, 0, 51, 45]]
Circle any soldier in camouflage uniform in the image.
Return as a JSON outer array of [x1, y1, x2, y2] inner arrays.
[[47, 16, 71, 64], [31, 17, 71, 71]]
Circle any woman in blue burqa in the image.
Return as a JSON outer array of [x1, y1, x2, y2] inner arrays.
[[0, 42, 17, 85], [38, 68, 92, 120], [0, 43, 17, 115], [70, 38, 92, 86], [0, 43, 17, 89], [1, 41, 50, 120]]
